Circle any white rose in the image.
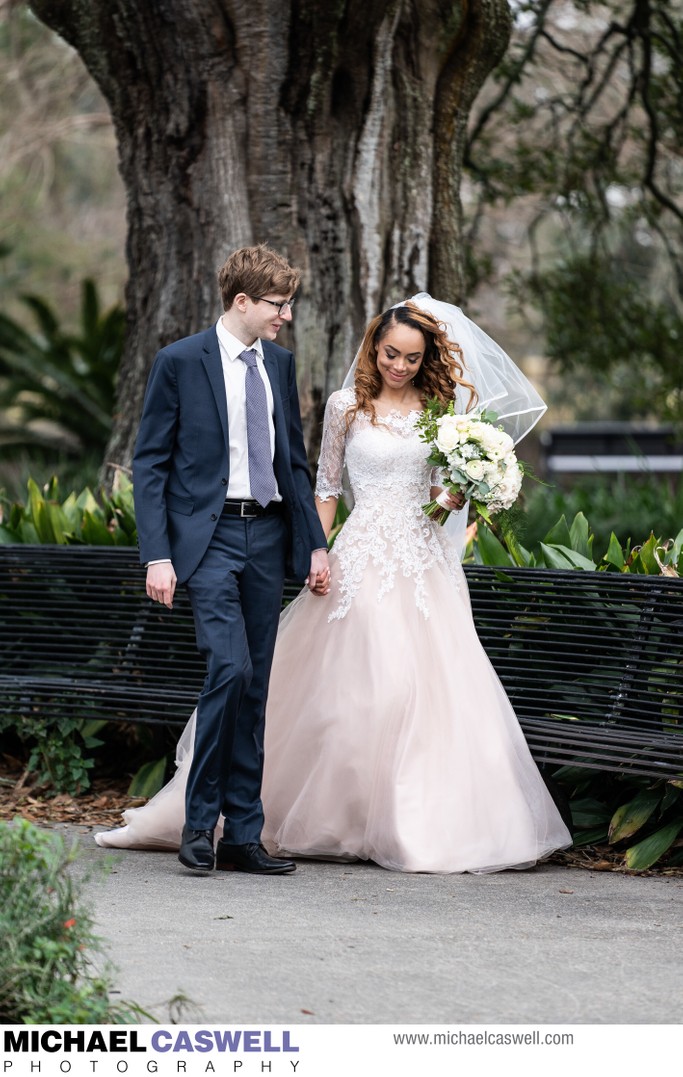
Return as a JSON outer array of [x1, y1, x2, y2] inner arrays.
[[467, 421, 487, 444], [477, 425, 498, 450], [464, 458, 485, 480], [435, 415, 461, 453], [480, 425, 513, 458]]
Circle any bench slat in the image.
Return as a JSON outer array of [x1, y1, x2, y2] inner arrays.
[[1, 547, 681, 779]]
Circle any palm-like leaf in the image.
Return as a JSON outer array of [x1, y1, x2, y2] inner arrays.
[[0, 280, 124, 457]]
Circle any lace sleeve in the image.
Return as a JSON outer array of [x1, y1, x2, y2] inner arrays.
[[430, 466, 443, 488], [315, 388, 352, 501]]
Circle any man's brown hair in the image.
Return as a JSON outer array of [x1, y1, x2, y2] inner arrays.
[[217, 244, 301, 310]]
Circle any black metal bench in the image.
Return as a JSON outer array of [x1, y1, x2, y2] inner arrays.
[[0, 546, 681, 781]]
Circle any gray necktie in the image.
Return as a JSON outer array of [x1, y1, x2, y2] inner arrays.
[[238, 349, 278, 507]]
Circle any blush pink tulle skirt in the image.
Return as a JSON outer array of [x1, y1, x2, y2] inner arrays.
[[95, 553, 571, 874]]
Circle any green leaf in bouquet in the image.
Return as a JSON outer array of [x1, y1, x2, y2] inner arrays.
[[472, 500, 494, 526], [478, 409, 500, 425], [448, 470, 469, 488], [608, 787, 662, 843], [624, 820, 683, 871]]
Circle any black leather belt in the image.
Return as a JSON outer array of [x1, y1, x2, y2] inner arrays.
[[222, 499, 282, 518]]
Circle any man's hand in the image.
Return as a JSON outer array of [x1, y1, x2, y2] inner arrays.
[[306, 548, 331, 596], [146, 562, 177, 608]]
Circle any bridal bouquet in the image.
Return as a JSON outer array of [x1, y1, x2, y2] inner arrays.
[[415, 400, 525, 525]]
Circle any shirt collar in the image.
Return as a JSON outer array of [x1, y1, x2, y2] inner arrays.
[[215, 315, 264, 362]]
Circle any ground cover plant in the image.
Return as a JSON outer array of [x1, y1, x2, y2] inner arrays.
[[0, 818, 144, 1023]]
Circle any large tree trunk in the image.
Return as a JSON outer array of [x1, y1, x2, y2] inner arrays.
[[28, 0, 511, 476]]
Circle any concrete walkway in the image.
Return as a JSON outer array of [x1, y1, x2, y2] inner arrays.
[[64, 824, 683, 1026]]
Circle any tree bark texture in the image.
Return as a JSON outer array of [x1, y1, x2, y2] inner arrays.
[[28, 0, 512, 473]]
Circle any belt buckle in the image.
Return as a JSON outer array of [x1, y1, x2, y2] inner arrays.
[[240, 501, 259, 518]]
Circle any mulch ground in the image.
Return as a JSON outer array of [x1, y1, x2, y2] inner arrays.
[[0, 757, 146, 830], [1, 760, 681, 877]]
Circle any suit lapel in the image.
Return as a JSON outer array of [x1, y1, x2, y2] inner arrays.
[[263, 343, 287, 458], [201, 327, 229, 447]]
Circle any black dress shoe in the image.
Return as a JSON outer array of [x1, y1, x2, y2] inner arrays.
[[215, 840, 296, 874], [178, 825, 215, 872]]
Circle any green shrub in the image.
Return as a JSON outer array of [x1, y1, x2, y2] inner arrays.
[[469, 507, 683, 575], [0, 279, 124, 460], [0, 818, 144, 1023], [521, 474, 683, 557], [556, 770, 683, 872], [0, 471, 136, 545], [0, 714, 107, 796]]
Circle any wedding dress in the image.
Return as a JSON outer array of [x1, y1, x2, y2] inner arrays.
[[96, 387, 571, 872]]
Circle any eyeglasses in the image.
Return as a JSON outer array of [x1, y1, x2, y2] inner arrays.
[[249, 296, 295, 316]]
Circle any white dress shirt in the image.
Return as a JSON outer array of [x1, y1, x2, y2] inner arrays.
[[215, 316, 281, 501]]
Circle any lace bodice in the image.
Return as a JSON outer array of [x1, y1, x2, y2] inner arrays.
[[316, 387, 462, 620]]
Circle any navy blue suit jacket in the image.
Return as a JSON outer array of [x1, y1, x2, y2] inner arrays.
[[132, 326, 326, 584]]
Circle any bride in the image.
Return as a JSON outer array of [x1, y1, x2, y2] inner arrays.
[[96, 294, 572, 873]]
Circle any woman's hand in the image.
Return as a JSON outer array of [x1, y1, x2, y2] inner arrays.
[[307, 548, 331, 596], [432, 487, 466, 512]]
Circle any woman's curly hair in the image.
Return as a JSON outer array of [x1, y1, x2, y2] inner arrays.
[[346, 302, 477, 430]]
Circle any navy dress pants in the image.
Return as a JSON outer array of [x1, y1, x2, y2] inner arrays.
[[184, 512, 287, 842]]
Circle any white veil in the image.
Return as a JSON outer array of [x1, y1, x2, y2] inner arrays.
[[341, 292, 547, 555]]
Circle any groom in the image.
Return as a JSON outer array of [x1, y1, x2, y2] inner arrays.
[[133, 244, 330, 874]]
